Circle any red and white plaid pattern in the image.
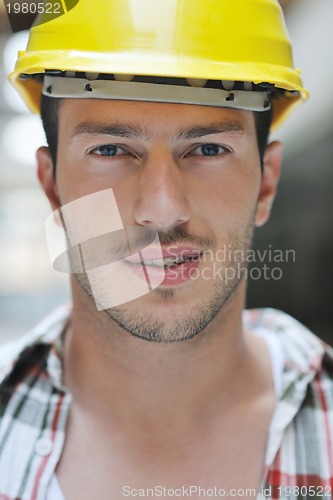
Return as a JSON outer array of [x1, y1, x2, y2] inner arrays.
[[0, 306, 332, 499]]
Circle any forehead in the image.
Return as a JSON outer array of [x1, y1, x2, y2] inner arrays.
[[58, 99, 256, 141]]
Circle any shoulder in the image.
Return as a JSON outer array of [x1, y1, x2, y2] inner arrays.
[[244, 307, 333, 381], [250, 311, 333, 486], [243, 307, 321, 340], [0, 305, 71, 384]]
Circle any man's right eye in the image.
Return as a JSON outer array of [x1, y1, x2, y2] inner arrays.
[[89, 145, 127, 157]]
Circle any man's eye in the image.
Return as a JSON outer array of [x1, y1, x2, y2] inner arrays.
[[90, 145, 126, 156], [190, 144, 229, 157]]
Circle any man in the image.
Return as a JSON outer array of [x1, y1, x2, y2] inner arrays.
[[1, 0, 332, 499]]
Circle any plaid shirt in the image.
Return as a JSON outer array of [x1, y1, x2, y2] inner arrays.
[[0, 306, 332, 500]]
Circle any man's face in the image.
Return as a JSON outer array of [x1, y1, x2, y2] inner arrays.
[[40, 99, 280, 342]]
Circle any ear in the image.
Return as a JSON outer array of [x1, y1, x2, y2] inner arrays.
[[255, 141, 282, 227], [36, 146, 60, 211]]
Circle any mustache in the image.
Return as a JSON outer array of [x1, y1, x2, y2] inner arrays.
[[157, 225, 215, 250]]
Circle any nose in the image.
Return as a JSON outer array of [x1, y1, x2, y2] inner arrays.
[[134, 149, 191, 231]]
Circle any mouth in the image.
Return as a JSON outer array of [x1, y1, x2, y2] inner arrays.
[[124, 247, 204, 288], [141, 253, 202, 269], [125, 247, 203, 268]]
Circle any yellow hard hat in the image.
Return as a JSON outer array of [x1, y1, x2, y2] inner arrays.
[[9, 0, 308, 129]]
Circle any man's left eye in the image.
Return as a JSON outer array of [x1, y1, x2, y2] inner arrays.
[[190, 144, 229, 157]]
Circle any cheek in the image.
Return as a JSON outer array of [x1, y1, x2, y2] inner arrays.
[[55, 159, 140, 231], [188, 160, 261, 229], [55, 153, 117, 205]]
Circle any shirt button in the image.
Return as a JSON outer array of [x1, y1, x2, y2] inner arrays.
[[34, 438, 53, 456]]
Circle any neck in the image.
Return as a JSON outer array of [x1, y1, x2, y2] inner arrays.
[[62, 280, 270, 437]]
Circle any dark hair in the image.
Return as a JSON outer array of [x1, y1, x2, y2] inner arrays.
[[40, 94, 272, 176], [41, 94, 60, 170], [254, 106, 273, 168]]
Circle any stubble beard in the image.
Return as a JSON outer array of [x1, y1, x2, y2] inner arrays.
[[73, 214, 255, 344]]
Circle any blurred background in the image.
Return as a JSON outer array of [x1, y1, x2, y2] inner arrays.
[[0, 0, 332, 345]]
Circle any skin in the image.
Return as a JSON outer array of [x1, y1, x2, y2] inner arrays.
[[37, 99, 282, 498]]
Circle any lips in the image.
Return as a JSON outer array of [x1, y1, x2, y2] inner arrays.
[[124, 245, 203, 287], [125, 246, 203, 268]]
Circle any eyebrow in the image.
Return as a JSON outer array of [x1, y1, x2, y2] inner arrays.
[[71, 123, 143, 140], [71, 121, 246, 141], [176, 122, 246, 140]]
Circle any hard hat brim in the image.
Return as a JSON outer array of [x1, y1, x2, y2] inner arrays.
[[10, 49, 308, 130]]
